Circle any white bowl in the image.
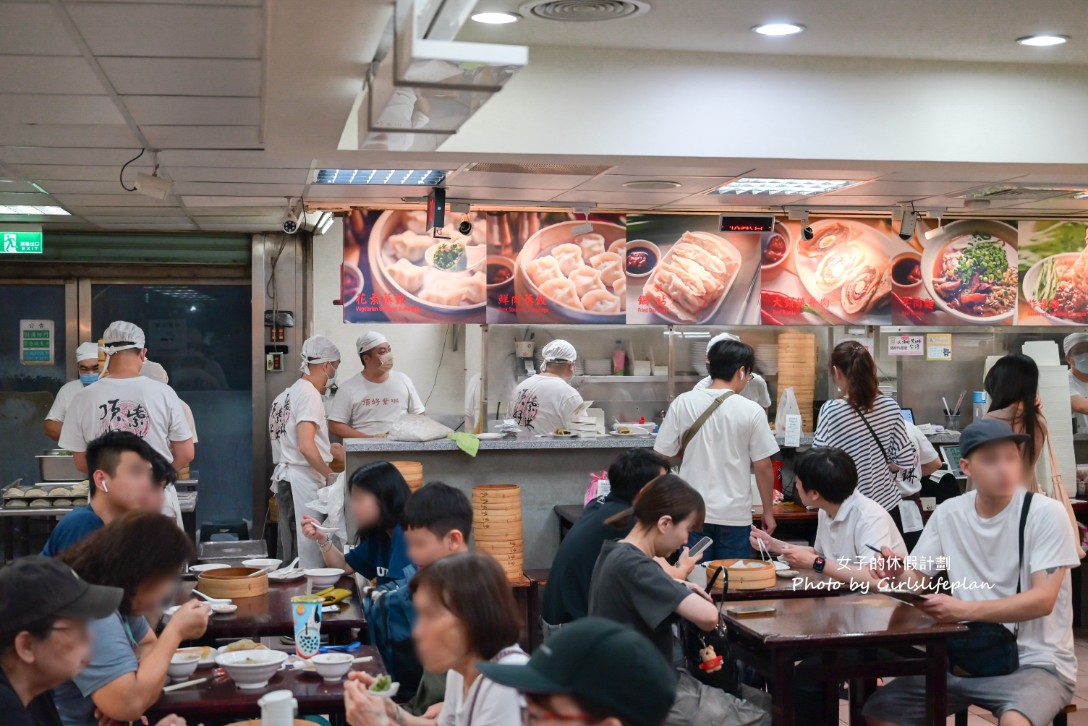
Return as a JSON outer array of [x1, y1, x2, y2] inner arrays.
[[168, 653, 201, 681], [304, 568, 345, 588], [242, 558, 283, 571], [216, 649, 289, 690], [311, 652, 354, 682], [210, 602, 238, 614]]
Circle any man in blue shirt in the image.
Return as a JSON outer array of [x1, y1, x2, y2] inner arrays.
[[42, 432, 172, 557]]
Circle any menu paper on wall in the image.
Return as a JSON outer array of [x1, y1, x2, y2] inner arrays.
[[926, 334, 953, 361], [20, 319, 53, 365], [888, 334, 925, 356], [783, 414, 803, 448]]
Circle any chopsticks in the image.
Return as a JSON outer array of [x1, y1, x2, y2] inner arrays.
[[163, 677, 207, 693], [943, 390, 968, 416]]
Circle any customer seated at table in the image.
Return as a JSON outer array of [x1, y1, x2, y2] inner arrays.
[[542, 448, 701, 635], [42, 431, 175, 557], [864, 419, 1079, 726], [360, 482, 474, 713], [749, 447, 905, 588], [343, 552, 527, 726], [589, 474, 770, 725], [53, 511, 210, 726], [480, 617, 677, 726], [302, 461, 411, 584]]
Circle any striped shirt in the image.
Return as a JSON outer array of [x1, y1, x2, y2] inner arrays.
[[813, 396, 916, 511]]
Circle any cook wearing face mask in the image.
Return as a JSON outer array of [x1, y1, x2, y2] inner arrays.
[[328, 331, 426, 440], [44, 343, 103, 442], [1064, 333, 1088, 433]]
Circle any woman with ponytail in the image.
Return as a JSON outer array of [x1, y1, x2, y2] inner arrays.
[[813, 341, 916, 536]]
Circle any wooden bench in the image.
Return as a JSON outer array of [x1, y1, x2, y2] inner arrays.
[[954, 703, 1074, 725]]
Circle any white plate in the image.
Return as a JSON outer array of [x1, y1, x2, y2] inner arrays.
[[476, 433, 502, 440], [176, 646, 218, 668], [772, 560, 791, 571], [268, 570, 306, 582], [189, 563, 230, 574]]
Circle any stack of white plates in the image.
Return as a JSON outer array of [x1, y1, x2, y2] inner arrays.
[[690, 340, 709, 376], [632, 360, 652, 376], [585, 359, 613, 376], [754, 344, 779, 375], [672, 338, 692, 373]]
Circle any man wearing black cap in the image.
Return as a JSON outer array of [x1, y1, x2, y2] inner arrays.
[[0, 556, 121, 726], [865, 419, 1080, 726], [478, 618, 677, 726]]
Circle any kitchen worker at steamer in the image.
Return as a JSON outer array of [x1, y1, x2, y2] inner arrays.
[[329, 332, 424, 439], [511, 340, 584, 434], [1064, 333, 1088, 433], [44, 343, 102, 442], [59, 321, 193, 527], [279, 336, 346, 568], [694, 332, 772, 409]]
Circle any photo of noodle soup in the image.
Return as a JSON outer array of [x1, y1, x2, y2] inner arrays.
[[921, 220, 1018, 323]]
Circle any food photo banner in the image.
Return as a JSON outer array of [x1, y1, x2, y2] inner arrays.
[[342, 208, 1085, 327]]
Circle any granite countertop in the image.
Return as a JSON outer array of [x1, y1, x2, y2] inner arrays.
[[344, 434, 659, 453], [774, 430, 961, 448]]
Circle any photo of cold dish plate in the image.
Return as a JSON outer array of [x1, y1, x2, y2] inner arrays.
[[921, 220, 1018, 323], [641, 230, 742, 324]]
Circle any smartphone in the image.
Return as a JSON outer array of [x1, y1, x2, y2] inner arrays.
[[688, 536, 713, 560]]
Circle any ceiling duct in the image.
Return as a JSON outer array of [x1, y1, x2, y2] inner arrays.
[[354, 0, 528, 152], [520, 0, 651, 22], [465, 162, 614, 175]]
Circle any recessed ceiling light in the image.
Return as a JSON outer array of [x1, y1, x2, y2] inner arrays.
[[753, 23, 805, 36], [712, 177, 857, 196], [0, 205, 70, 216], [622, 180, 682, 191], [313, 169, 447, 186], [1017, 34, 1069, 47], [472, 11, 521, 24]]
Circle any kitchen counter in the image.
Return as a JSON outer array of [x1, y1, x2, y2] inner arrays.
[[775, 430, 960, 448], [343, 434, 657, 453]]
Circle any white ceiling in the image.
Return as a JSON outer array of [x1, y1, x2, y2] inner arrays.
[[0, 0, 1086, 233]]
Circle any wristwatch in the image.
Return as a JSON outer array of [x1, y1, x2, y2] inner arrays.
[[813, 556, 826, 573]]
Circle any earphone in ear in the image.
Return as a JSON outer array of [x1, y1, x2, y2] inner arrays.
[[94, 473, 108, 493]]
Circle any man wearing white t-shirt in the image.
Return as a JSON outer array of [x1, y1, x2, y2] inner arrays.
[[656, 339, 780, 558], [1063, 333, 1088, 433], [328, 332, 425, 439], [865, 419, 1079, 726], [510, 340, 584, 434], [59, 321, 193, 526], [693, 332, 772, 409], [278, 336, 346, 568], [44, 342, 102, 441]]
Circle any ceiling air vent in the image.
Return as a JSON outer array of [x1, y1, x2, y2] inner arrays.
[[958, 184, 1088, 202], [465, 162, 614, 175], [520, 0, 650, 22]]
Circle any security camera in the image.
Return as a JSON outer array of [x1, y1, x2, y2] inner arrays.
[[458, 219, 473, 236], [282, 210, 299, 235], [898, 210, 918, 241], [801, 226, 814, 241]]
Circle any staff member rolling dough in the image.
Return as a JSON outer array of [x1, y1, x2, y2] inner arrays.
[[1065, 333, 1088, 433], [58, 321, 193, 527], [511, 340, 584, 434], [44, 342, 102, 442], [278, 336, 346, 568], [694, 332, 772, 409], [328, 332, 425, 439]]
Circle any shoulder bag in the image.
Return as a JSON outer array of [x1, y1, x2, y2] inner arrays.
[[677, 390, 735, 462], [946, 491, 1032, 677]]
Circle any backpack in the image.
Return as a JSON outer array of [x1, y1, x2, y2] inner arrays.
[[363, 567, 423, 694]]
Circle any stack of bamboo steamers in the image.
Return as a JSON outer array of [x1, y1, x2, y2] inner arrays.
[[390, 461, 424, 492], [472, 484, 524, 579]]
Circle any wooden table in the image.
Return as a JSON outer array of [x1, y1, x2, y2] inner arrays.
[[174, 577, 365, 643], [146, 644, 384, 723], [714, 570, 850, 602], [723, 594, 966, 726], [554, 502, 819, 543]]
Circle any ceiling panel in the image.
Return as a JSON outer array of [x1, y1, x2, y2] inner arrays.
[[550, 189, 689, 206], [673, 193, 810, 207], [0, 180, 39, 192], [57, 205, 181, 216], [171, 166, 308, 184], [0, 124, 138, 147], [1008, 197, 1088, 211], [302, 185, 415, 200], [8, 164, 151, 182], [157, 150, 311, 168], [91, 221, 199, 230], [435, 186, 558, 203], [0, 3, 80, 55], [124, 96, 260, 126], [0, 191, 51, 204], [140, 125, 261, 149], [185, 202, 284, 214], [449, 171, 594, 190], [605, 164, 753, 177], [0, 56, 105, 94], [99, 58, 261, 97], [65, 4, 261, 59], [823, 181, 984, 198], [173, 182, 301, 196], [573, 175, 728, 194], [37, 179, 138, 194], [0, 95, 125, 124], [52, 193, 177, 207], [0, 147, 150, 165]]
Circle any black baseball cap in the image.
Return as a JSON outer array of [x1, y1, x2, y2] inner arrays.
[[478, 618, 676, 726], [959, 418, 1030, 458], [0, 556, 122, 635]]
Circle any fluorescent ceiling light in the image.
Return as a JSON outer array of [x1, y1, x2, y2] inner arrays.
[[753, 23, 805, 36], [713, 178, 857, 196], [472, 11, 520, 24], [1017, 34, 1068, 46], [313, 169, 447, 186], [0, 205, 70, 216]]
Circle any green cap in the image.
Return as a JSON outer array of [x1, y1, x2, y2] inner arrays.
[[478, 618, 676, 726]]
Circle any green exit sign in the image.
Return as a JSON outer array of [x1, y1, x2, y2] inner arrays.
[[2, 229, 43, 254]]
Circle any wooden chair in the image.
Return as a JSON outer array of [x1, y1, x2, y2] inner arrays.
[[954, 703, 1074, 725]]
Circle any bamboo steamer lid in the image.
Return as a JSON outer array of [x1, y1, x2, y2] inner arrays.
[[473, 484, 521, 498], [196, 567, 270, 599], [390, 461, 424, 492], [706, 559, 776, 590]]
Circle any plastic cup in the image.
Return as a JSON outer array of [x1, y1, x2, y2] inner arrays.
[[291, 595, 323, 659]]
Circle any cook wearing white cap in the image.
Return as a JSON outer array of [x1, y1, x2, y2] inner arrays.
[[510, 339, 584, 434], [694, 332, 772, 409], [58, 321, 194, 527], [328, 331, 425, 440], [273, 335, 345, 567], [1065, 333, 1088, 432], [141, 360, 199, 444], [43, 342, 103, 442]]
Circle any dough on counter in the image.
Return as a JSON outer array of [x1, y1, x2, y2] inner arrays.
[[29, 499, 51, 508]]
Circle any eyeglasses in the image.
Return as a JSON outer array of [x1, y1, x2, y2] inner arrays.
[[522, 706, 591, 724]]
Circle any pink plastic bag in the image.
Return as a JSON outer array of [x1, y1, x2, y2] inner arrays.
[[584, 470, 609, 505]]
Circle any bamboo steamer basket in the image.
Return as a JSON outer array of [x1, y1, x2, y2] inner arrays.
[[706, 559, 776, 591], [473, 484, 521, 499], [473, 485, 524, 578], [196, 567, 269, 599], [390, 461, 424, 492], [777, 332, 818, 432]]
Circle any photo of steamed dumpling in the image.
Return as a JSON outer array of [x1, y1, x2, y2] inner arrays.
[[387, 258, 426, 294], [568, 266, 605, 297], [551, 243, 584, 276], [525, 257, 563, 287], [390, 232, 432, 262], [590, 252, 624, 287], [581, 288, 621, 313], [576, 233, 606, 259], [539, 277, 584, 310], [459, 274, 486, 305]]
